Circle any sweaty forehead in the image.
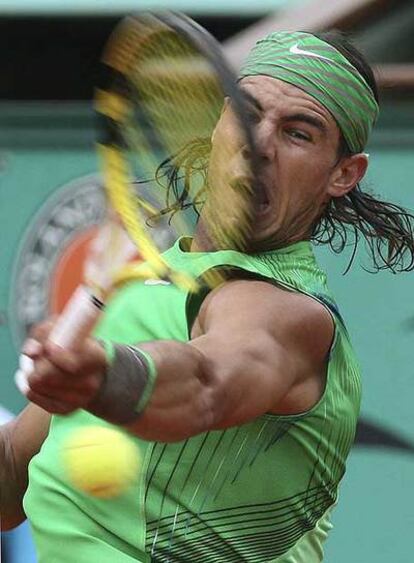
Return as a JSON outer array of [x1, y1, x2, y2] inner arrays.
[[238, 31, 379, 152], [240, 75, 338, 128]]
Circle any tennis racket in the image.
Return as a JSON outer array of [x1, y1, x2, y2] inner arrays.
[[15, 11, 258, 394]]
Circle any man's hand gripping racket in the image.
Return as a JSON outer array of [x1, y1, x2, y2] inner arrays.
[[15, 216, 137, 395]]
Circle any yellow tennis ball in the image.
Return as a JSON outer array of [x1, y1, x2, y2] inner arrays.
[[61, 425, 141, 499]]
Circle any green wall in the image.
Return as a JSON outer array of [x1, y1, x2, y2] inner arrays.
[[0, 105, 99, 416], [320, 115, 414, 563]]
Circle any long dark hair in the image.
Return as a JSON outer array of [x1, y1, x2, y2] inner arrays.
[[311, 30, 414, 272], [153, 31, 414, 272]]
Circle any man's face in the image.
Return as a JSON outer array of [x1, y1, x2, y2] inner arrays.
[[209, 75, 347, 248]]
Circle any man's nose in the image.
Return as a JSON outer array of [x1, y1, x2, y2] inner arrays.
[[242, 120, 275, 163], [256, 120, 277, 160]]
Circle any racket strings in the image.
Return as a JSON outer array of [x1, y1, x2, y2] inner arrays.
[[133, 32, 220, 144], [97, 13, 256, 291], [122, 27, 225, 244]]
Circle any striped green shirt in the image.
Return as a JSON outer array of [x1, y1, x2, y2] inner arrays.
[[24, 238, 361, 562]]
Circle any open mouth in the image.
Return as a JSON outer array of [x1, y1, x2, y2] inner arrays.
[[226, 177, 271, 218], [254, 180, 270, 212]]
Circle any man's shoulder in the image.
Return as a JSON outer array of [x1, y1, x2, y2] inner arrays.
[[200, 277, 334, 351]]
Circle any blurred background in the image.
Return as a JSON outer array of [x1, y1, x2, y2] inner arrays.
[[0, 0, 413, 561]]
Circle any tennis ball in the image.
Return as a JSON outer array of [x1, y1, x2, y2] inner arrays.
[[61, 425, 141, 499]]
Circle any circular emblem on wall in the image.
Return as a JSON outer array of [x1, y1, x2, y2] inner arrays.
[[9, 174, 106, 349]]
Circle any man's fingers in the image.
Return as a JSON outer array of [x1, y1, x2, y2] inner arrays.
[[18, 326, 106, 413], [21, 338, 42, 358], [42, 342, 81, 375], [43, 339, 107, 378], [26, 371, 99, 410], [25, 388, 76, 415], [22, 318, 57, 361], [28, 319, 56, 344], [28, 367, 102, 397]]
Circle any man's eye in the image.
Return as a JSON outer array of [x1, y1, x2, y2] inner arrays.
[[287, 129, 311, 142]]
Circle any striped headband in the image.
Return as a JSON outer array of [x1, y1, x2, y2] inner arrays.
[[239, 31, 379, 153]]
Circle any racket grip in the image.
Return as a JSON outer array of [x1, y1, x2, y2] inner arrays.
[[48, 285, 103, 349], [14, 286, 103, 396]]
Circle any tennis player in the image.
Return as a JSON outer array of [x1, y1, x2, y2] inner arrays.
[[2, 31, 414, 562]]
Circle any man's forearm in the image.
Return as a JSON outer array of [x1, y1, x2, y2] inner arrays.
[[87, 343, 155, 425], [123, 339, 218, 442]]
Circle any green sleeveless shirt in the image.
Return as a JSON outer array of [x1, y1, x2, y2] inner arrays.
[[24, 238, 361, 562]]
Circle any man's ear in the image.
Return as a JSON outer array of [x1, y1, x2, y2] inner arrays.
[[328, 153, 369, 198]]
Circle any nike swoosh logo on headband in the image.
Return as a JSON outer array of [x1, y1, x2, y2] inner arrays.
[[289, 43, 334, 62]]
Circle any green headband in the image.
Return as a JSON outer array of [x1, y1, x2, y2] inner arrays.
[[239, 31, 379, 153]]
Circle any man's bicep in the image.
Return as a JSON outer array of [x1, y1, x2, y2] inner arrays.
[[191, 329, 292, 428], [189, 279, 333, 426], [189, 281, 300, 426], [195, 278, 333, 368]]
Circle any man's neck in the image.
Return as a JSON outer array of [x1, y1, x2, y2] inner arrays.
[[191, 217, 313, 254], [191, 221, 216, 252]]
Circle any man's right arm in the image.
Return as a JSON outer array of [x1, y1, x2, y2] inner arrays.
[[0, 404, 50, 530]]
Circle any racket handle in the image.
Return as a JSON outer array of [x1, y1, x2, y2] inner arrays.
[[48, 285, 103, 349], [14, 286, 103, 396]]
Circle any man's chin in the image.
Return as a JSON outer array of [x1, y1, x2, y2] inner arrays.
[[249, 222, 295, 253]]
